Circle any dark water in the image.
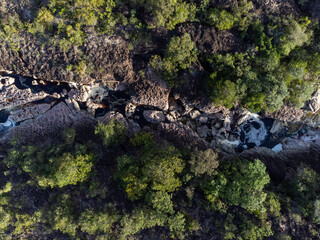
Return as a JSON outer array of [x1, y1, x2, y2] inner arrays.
[[0, 110, 9, 123]]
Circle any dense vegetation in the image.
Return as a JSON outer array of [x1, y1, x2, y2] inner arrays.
[[0, 0, 320, 239], [0, 120, 319, 239], [0, 0, 319, 111]]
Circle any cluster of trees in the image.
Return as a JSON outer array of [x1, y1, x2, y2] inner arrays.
[[0, 120, 319, 239], [207, 17, 319, 112], [0, 0, 319, 111]]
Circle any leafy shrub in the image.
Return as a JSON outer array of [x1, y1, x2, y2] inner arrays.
[[120, 207, 166, 239], [203, 159, 270, 212], [207, 8, 235, 31], [95, 120, 126, 147], [79, 209, 119, 235], [146, 191, 174, 214], [5, 129, 95, 188], [117, 133, 185, 200], [189, 148, 219, 177], [151, 33, 198, 86]]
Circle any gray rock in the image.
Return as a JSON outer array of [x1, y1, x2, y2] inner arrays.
[[131, 68, 170, 110], [197, 125, 210, 138], [143, 110, 165, 124], [270, 120, 282, 134], [307, 89, 320, 113], [189, 109, 201, 119], [68, 86, 90, 102], [125, 102, 136, 118], [4, 102, 96, 145], [199, 116, 208, 124], [9, 103, 53, 122], [158, 122, 210, 150], [0, 84, 49, 110]]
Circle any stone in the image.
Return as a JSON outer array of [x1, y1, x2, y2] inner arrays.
[[211, 127, 217, 136], [4, 102, 96, 145], [51, 92, 61, 99], [143, 110, 165, 124], [125, 102, 136, 118], [166, 113, 176, 122], [270, 120, 282, 134], [9, 103, 53, 122], [68, 86, 90, 102], [223, 115, 231, 131], [131, 68, 170, 110], [88, 87, 108, 103], [199, 116, 208, 124], [197, 125, 210, 138], [97, 111, 128, 128], [0, 76, 15, 87], [190, 109, 201, 119], [61, 89, 68, 97], [71, 99, 81, 111], [307, 89, 320, 113], [158, 122, 210, 150], [264, 104, 304, 123], [0, 84, 49, 110], [32, 80, 38, 85]]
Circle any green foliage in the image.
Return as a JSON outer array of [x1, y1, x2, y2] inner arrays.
[[168, 212, 186, 238], [221, 213, 273, 240], [203, 159, 270, 212], [4, 128, 95, 188], [117, 138, 185, 200], [79, 209, 119, 235], [95, 120, 126, 147], [143, 0, 196, 30], [0, 206, 13, 232], [207, 8, 235, 31], [189, 148, 219, 177], [48, 194, 78, 236], [286, 165, 320, 219], [120, 207, 167, 239], [151, 33, 198, 86], [146, 191, 174, 214]]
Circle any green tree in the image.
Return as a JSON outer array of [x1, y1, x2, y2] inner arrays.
[[203, 159, 270, 212], [146, 191, 174, 214], [189, 148, 219, 177], [95, 120, 126, 147]]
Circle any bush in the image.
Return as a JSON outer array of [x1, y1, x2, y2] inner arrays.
[[95, 120, 126, 147], [151, 33, 198, 86], [117, 132, 185, 200], [207, 8, 235, 31], [4, 129, 95, 188], [189, 148, 219, 177], [79, 209, 119, 235], [203, 159, 270, 212], [120, 207, 167, 239], [146, 191, 174, 214]]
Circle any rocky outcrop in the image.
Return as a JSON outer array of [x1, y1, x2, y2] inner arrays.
[[158, 122, 210, 150], [306, 89, 320, 113], [176, 23, 244, 54], [143, 110, 166, 124], [130, 68, 170, 110], [0, 35, 135, 84], [0, 84, 49, 110], [4, 102, 95, 145], [9, 103, 53, 122], [264, 104, 304, 123]]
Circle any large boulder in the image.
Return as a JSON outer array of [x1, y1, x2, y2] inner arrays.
[[158, 122, 210, 150], [3, 102, 96, 145], [130, 68, 170, 110], [0, 84, 49, 110]]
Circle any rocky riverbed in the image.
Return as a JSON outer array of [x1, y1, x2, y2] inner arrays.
[[2, 72, 320, 158]]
